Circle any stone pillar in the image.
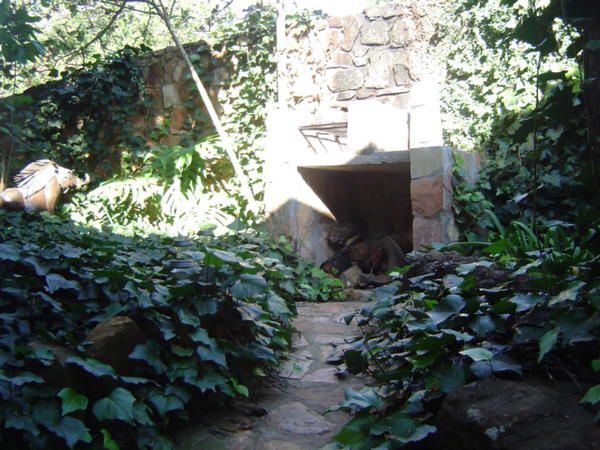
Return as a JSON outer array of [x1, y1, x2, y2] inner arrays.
[[409, 80, 443, 149], [264, 107, 335, 265], [410, 146, 458, 250]]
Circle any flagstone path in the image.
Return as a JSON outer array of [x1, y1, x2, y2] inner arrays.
[[176, 300, 370, 450]]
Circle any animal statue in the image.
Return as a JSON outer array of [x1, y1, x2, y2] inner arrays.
[[0, 159, 90, 213]]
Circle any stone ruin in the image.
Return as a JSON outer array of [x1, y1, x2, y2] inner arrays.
[[264, 3, 480, 283]]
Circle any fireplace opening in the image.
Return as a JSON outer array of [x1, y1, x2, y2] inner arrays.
[[298, 159, 412, 284]]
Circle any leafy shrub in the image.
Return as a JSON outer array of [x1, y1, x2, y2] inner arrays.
[[0, 210, 340, 449], [331, 221, 600, 448]]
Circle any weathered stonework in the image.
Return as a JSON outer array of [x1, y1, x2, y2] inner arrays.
[[327, 68, 366, 92], [360, 20, 390, 45]]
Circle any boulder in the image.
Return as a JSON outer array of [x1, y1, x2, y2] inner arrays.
[[433, 378, 600, 450], [86, 316, 146, 375]]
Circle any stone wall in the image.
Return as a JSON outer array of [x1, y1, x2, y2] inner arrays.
[[265, 2, 462, 263], [282, 1, 446, 115], [132, 42, 230, 147]]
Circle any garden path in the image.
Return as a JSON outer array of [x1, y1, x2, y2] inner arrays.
[[176, 300, 369, 450]]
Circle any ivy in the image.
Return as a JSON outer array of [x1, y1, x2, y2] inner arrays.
[[0, 209, 342, 448]]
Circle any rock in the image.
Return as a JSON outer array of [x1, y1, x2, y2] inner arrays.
[[356, 88, 377, 99], [345, 289, 373, 302], [352, 43, 369, 58], [328, 16, 343, 28], [390, 17, 415, 47], [365, 49, 393, 89], [86, 316, 146, 375], [303, 367, 340, 384], [353, 54, 369, 67], [170, 105, 188, 134], [365, 6, 402, 19], [433, 378, 600, 450], [268, 402, 332, 434], [328, 50, 353, 68], [393, 63, 412, 86], [172, 59, 187, 83], [336, 91, 356, 101], [340, 264, 364, 288], [360, 20, 389, 45], [341, 16, 360, 51], [162, 83, 182, 108], [327, 68, 365, 92]]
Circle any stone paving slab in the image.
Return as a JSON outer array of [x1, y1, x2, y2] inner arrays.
[[175, 301, 368, 450]]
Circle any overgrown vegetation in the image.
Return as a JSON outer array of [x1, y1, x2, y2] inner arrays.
[[0, 209, 343, 449], [328, 1, 600, 448], [330, 218, 600, 448]]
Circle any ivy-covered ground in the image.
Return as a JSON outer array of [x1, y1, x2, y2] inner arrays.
[[0, 210, 342, 449]]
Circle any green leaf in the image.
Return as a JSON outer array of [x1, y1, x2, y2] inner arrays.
[[508, 293, 544, 313], [460, 347, 493, 362], [101, 429, 120, 450], [65, 356, 117, 379], [5, 415, 40, 436], [52, 416, 92, 448], [581, 385, 600, 405], [58, 388, 88, 415], [93, 388, 136, 423], [538, 328, 560, 362], [129, 342, 166, 374], [230, 274, 268, 299], [426, 294, 465, 325], [430, 364, 467, 393], [148, 393, 185, 415], [45, 273, 81, 293], [549, 281, 586, 306], [0, 242, 20, 261], [231, 378, 249, 397], [10, 371, 44, 386]]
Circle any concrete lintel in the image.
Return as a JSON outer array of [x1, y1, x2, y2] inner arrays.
[[300, 150, 410, 171], [409, 146, 453, 179]]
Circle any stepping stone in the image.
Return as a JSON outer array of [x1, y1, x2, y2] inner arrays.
[[279, 350, 313, 379], [268, 402, 332, 435], [302, 368, 340, 384]]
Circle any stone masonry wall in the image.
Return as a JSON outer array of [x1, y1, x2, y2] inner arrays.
[[282, 1, 446, 115]]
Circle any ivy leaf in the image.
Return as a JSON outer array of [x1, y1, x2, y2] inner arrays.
[[508, 293, 544, 313], [0, 242, 20, 261], [549, 281, 586, 306], [5, 415, 40, 436], [460, 347, 493, 362], [230, 274, 268, 299], [101, 429, 120, 450], [148, 393, 185, 415], [93, 388, 136, 423], [58, 388, 88, 415], [538, 328, 560, 362], [129, 342, 166, 374], [45, 273, 81, 293], [230, 378, 249, 397], [65, 356, 117, 379], [10, 371, 44, 386], [581, 385, 600, 405], [426, 294, 465, 325], [52, 416, 92, 448]]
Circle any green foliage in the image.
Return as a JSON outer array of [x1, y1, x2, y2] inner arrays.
[[0, 209, 342, 448], [2, 46, 146, 176], [332, 220, 600, 447], [447, 0, 598, 240]]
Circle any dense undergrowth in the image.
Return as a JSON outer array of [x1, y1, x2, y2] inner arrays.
[[330, 220, 600, 449], [0, 210, 340, 449]]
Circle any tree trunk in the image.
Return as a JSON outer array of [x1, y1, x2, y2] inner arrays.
[[150, 0, 257, 212], [582, 20, 600, 192], [276, 0, 288, 108]]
